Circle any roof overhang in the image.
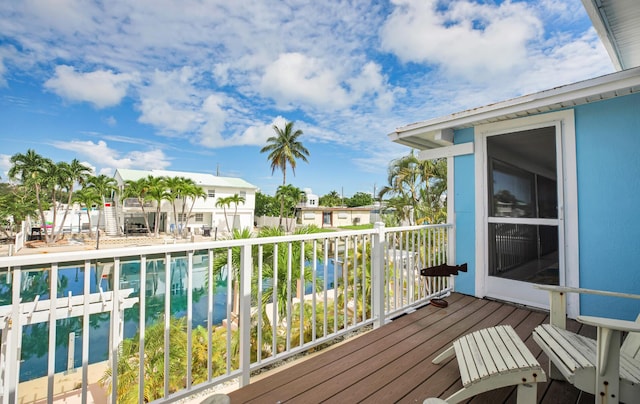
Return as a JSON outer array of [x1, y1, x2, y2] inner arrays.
[[389, 66, 640, 150], [582, 0, 640, 71]]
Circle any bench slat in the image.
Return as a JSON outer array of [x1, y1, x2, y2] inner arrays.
[[477, 328, 503, 376], [487, 326, 517, 371], [471, 330, 497, 378], [535, 324, 593, 370], [534, 323, 640, 396], [499, 326, 530, 370], [454, 337, 479, 386]]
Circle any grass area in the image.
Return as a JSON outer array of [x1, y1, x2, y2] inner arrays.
[[338, 224, 374, 230]]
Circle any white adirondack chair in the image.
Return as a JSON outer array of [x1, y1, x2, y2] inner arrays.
[[532, 285, 640, 404]]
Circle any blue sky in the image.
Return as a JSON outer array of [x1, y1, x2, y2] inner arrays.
[[0, 0, 613, 197]]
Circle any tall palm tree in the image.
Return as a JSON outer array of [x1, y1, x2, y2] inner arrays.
[[215, 196, 233, 233], [86, 175, 118, 236], [72, 187, 101, 237], [121, 177, 152, 235], [8, 150, 56, 242], [260, 121, 310, 226], [181, 179, 207, 236], [164, 176, 195, 237], [54, 159, 92, 239], [228, 193, 246, 231], [145, 176, 168, 237]]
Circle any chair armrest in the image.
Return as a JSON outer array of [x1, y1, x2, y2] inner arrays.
[[577, 315, 640, 378], [534, 285, 640, 300], [577, 315, 640, 333], [533, 285, 640, 329]]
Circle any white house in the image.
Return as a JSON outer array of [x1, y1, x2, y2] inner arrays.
[[114, 169, 258, 235]]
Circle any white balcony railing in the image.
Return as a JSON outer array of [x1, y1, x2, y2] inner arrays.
[[0, 223, 452, 403]]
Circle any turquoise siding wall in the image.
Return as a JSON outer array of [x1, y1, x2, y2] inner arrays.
[[450, 92, 640, 319], [453, 128, 476, 295], [574, 92, 640, 320]]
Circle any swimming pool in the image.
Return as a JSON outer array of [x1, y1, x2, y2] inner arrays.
[[5, 256, 337, 382]]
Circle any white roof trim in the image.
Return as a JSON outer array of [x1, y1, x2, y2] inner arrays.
[[582, 0, 623, 71], [390, 66, 640, 150]]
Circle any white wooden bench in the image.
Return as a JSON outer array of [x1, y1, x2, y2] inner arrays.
[[532, 285, 640, 404], [429, 325, 546, 403]]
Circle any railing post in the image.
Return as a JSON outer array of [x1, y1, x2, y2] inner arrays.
[[372, 222, 386, 329], [238, 244, 252, 387]]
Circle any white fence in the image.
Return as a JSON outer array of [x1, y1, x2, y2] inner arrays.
[[0, 223, 452, 403]]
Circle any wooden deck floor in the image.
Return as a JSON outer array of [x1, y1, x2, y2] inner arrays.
[[228, 293, 597, 403]]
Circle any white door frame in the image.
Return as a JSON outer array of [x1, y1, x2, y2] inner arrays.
[[474, 110, 580, 318]]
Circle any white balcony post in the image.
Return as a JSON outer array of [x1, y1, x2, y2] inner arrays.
[[238, 244, 252, 387], [5, 268, 21, 404], [372, 222, 386, 329]]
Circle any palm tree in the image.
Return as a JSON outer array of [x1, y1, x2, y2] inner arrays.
[[254, 225, 323, 321], [54, 159, 92, 239], [145, 176, 168, 237], [275, 184, 304, 231], [178, 180, 206, 238], [72, 188, 101, 237], [228, 193, 246, 231], [8, 150, 56, 242], [100, 316, 188, 403], [320, 190, 342, 207], [121, 177, 152, 235], [86, 175, 118, 236], [164, 176, 198, 237], [215, 196, 233, 233], [0, 185, 38, 237], [378, 152, 447, 225], [260, 121, 310, 227]]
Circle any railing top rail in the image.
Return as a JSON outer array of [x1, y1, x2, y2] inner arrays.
[[386, 223, 452, 232], [0, 223, 452, 269]]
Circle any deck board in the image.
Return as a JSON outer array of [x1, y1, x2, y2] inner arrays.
[[227, 293, 595, 403]]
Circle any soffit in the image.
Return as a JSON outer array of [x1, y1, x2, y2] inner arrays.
[[583, 0, 640, 71]]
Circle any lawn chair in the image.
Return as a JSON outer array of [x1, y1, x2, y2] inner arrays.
[[532, 285, 640, 403]]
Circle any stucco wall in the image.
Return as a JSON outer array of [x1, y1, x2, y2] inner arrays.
[[573, 92, 640, 320], [453, 128, 476, 296]]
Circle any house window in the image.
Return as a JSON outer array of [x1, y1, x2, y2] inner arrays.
[[208, 189, 216, 198], [178, 213, 187, 222], [240, 191, 246, 198], [195, 213, 203, 222]]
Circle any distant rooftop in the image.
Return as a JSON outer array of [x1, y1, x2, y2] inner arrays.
[[114, 168, 258, 190]]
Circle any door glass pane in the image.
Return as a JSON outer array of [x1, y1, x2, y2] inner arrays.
[[487, 127, 559, 285], [488, 224, 558, 285], [490, 160, 535, 218], [488, 128, 557, 219]]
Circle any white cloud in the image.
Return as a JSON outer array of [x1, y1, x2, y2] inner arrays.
[[381, 0, 542, 82], [0, 154, 11, 179], [52, 140, 171, 171], [260, 52, 351, 110], [260, 54, 398, 112], [0, 0, 617, 191], [136, 68, 203, 133], [44, 65, 134, 108], [0, 57, 6, 87]]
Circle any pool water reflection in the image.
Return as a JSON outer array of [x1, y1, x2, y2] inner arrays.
[[4, 255, 336, 382]]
